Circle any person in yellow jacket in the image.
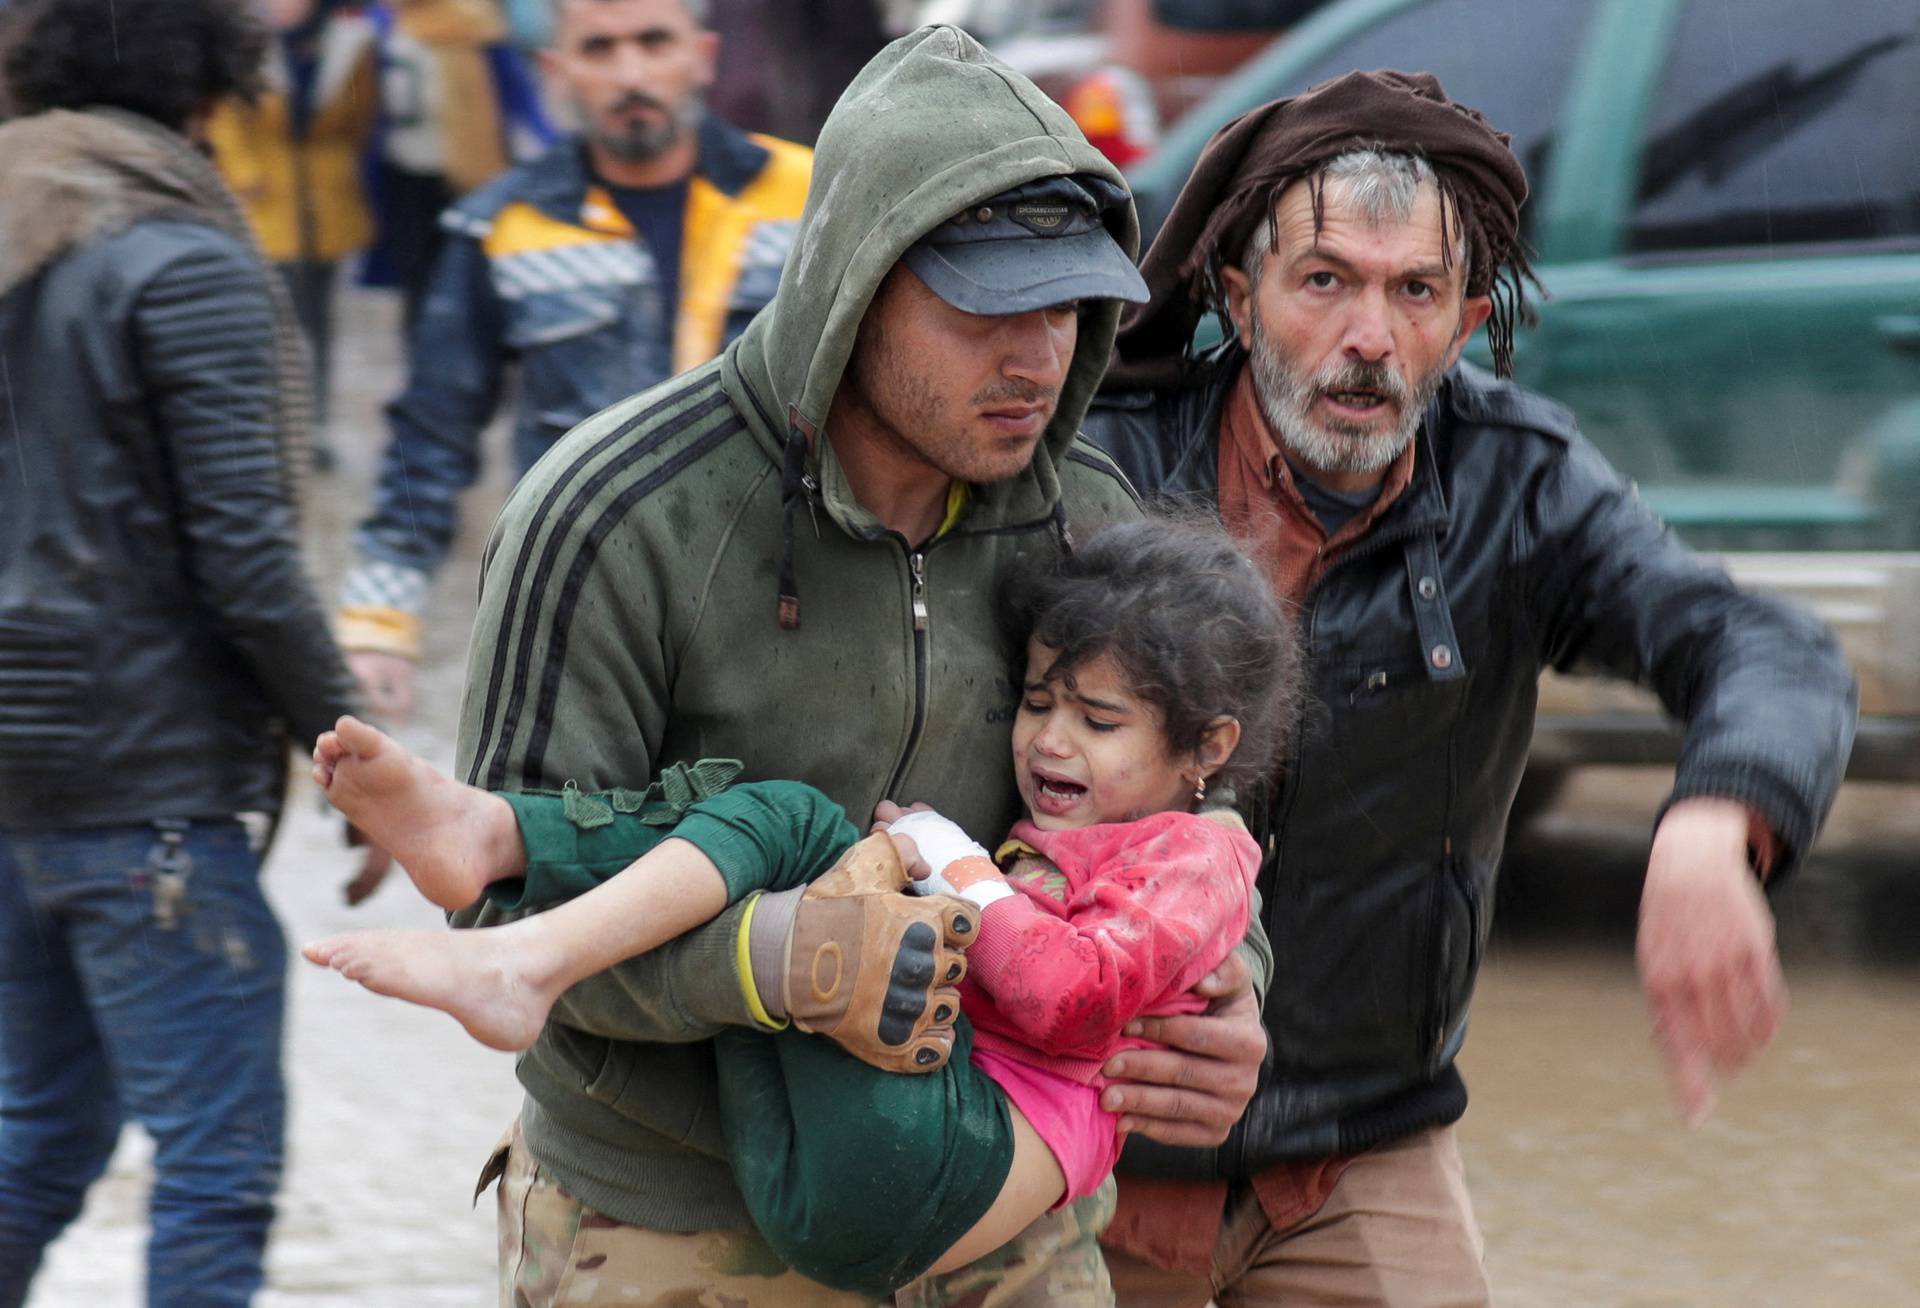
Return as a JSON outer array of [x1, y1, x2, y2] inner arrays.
[[335, 0, 812, 722], [207, 0, 379, 460], [362, 0, 554, 331]]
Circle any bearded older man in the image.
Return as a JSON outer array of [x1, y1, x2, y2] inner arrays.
[[1082, 71, 1857, 1305]]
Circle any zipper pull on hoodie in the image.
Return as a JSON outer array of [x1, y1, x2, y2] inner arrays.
[[1051, 499, 1077, 555]]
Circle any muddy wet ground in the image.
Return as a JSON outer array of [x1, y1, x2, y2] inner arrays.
[[24, 290, 1920, 1306]]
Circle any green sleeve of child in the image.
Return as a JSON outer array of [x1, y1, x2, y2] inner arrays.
[[484, 776, 862, 913]]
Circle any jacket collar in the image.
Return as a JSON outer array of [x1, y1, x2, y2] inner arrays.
[[0, 108, 248, 298], [1397, 390, 1454, 538], [1157, 339, 1241, 494], [691, 113, 772, 197], [520, 114, 771, 227]]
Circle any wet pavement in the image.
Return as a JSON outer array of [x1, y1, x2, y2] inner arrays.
[[1463, 770, 1920, 1307], [24, 289, 1920, 1306]]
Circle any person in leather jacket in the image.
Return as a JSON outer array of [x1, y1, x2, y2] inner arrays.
[[1081, 71, 1857, 1305], [0, 0, 378, 1302]]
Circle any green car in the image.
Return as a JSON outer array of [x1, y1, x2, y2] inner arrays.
[[1127, 0, 1920, 800]]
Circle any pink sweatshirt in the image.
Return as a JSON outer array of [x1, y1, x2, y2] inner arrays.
[[962, 809, 1261, 1089]]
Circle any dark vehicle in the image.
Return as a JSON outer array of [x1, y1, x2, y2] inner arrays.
[[1127, 0, 1920, 805]]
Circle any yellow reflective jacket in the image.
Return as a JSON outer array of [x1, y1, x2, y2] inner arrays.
[[207, 13, 380, 263]]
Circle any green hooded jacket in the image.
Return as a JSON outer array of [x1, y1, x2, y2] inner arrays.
[[452, 26, 1147, 1233]]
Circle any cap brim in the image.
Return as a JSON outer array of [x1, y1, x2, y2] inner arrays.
[[902, 229, 1150, 315]]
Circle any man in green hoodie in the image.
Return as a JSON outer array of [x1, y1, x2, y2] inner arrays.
[[450, 24, 1270, 1307]]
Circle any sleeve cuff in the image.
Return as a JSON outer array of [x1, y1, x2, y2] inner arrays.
[[1746, 809, 1781, 882], [1664, 754, 1818, 885], [734, 893, 788, 1031], [668, 811, 783, 904], [956, 894, 1039, 995], [335, 604, 424, 659], [338, 559, 431, 657]]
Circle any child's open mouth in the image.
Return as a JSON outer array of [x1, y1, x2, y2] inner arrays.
[[1030, 771, 1088, 817]]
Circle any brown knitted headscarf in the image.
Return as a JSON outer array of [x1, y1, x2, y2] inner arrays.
[[1110, 69, 1537, 389]]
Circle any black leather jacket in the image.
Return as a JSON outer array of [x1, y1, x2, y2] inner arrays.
[[1090, 345, 1856, 1174], [0, 219, 356, 829]]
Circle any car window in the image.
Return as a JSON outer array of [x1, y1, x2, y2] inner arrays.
[[1283, 0, 1599, 239], [1628, 0, 1920, 254]]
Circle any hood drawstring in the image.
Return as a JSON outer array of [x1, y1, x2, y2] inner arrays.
[[776, 412, 815, 631], [1050, 500, 1076, 557]]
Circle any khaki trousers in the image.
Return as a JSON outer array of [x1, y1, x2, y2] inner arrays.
[[1105, 1127, 1491, 1307]]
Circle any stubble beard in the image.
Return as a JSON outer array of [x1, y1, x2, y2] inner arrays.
[[855, 337, 1059, 487], [589, 91, 702, 164], [1246, 304, 1445, 477]]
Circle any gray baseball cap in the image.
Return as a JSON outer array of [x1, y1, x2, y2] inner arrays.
[[901, 175, 1149, 315]]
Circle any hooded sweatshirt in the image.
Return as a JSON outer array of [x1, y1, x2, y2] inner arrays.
[[452, 26, 1145, 1234]]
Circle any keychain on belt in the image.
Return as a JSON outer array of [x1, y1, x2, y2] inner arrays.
[[148, 819, 193, 930]]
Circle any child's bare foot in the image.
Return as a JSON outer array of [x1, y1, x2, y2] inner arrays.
[[311, 715, 524, 911], [303, 927, 558, 1052]]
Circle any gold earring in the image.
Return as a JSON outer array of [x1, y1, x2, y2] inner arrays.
[[1193, 775, 1207, 804]]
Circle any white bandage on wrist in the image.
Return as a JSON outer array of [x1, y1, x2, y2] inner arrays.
[[888, 809, 990, 883], [955, 878, 1016, 910]]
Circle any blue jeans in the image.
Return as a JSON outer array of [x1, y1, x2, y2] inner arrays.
[[0, 820, 287, 1308]]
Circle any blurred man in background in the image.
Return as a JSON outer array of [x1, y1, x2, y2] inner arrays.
[[336, 0, 811, 722], [0, 0, 377, 1302]]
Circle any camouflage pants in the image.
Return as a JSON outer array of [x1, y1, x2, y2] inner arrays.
[[483, 1120, 1116, 1307], [487, 1120, 877, 1307], [898, 1178, 1117, 1308]]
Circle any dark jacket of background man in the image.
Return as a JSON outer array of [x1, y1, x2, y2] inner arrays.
[[0, 123, 356, 825], [0, 1, 364, 1301]]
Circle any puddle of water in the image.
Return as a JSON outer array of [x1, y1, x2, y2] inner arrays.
[[1469, 773, 1920, 1306], [1460, 948, 1920, 1306]]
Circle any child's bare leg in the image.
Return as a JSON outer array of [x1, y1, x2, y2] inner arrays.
[[302, 837, 732, 1050], [923, 1108, 1067, 1275], [311, 714, 524, 911]]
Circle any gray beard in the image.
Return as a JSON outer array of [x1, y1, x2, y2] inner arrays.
[[1246, 306, 1445, 477]]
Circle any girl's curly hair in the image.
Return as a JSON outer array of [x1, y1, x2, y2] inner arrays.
[[1004, 517, 1301, 799], [3, 0, 267, 129]]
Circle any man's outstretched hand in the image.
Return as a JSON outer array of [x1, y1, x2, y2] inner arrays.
[[1638, 797, 1787, 1125], [1099, 951, 1266, 1147], [346, 650, 417, 725]]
